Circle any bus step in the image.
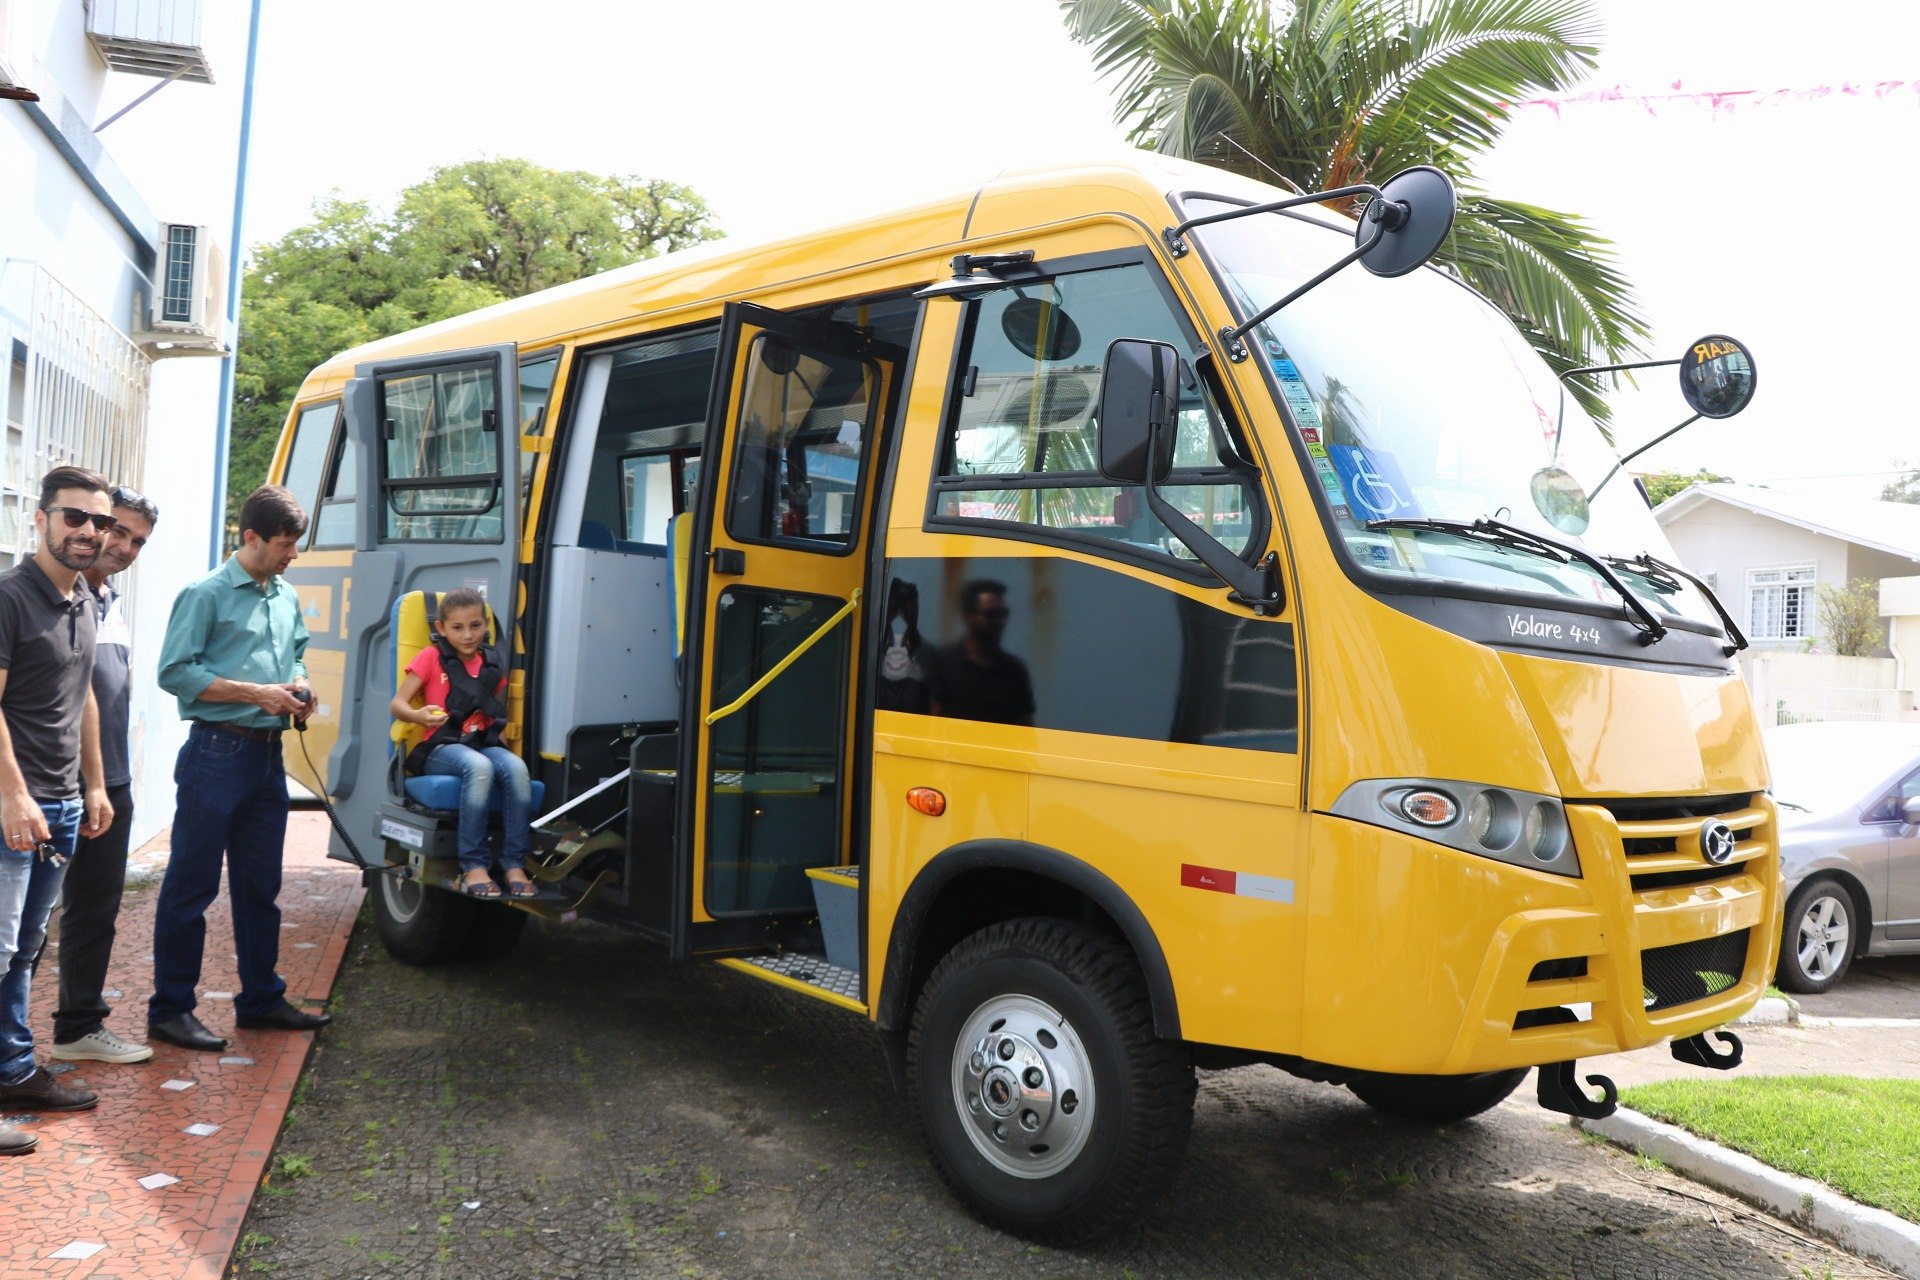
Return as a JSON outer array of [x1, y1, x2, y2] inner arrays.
[[717, 952, 865, 1015]]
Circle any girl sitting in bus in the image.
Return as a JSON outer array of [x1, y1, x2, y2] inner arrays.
[[389, 588, 535, 898]]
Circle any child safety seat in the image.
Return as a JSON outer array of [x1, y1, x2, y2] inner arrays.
[[388, 591, 546, 815]]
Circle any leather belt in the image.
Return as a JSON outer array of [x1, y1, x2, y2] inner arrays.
[[190, 719, 283, 742]]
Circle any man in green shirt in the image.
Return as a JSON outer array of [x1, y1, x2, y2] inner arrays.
[[149, 485, 331, 1052]]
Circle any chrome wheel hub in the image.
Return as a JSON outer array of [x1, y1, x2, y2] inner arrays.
[[1796, 895, 1850, 979], [950, 994, 1094, 1179]]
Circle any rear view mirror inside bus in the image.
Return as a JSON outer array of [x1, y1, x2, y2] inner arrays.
[[1097, 337, 1180, 485]]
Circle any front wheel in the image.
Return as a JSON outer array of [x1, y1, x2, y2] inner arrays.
[[1347, 1068, 1528, 1123], [907, 919, 1195, 1245], [1776, 874, 1857, 994]]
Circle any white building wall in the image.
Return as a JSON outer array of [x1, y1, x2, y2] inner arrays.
[[3, 0, 247, 848], [1661, 504, 1853, 651]]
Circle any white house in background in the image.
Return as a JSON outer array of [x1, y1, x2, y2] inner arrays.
[[1655, 483, 1920, 724], [3, 0, 250, 846]]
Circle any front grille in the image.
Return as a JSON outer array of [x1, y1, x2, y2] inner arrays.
[[1597, 794, 1754, 858], [1640, 929, 1749, 1012]]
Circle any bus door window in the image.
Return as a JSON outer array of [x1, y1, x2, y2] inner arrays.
[[725, 336, 877, 548], [516, 353, 561, 532]]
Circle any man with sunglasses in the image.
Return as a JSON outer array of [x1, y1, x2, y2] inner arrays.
[[0, 466, 116, 1153], [45, 487, 160, 1066]]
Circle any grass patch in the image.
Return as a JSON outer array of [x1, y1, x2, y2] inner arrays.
[[1622, 1076, 1920, 1221]]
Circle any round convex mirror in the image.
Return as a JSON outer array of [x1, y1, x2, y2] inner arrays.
[[1357, 165, 1457, 278], [1530, 465, 1591, 535], [1001, 296, 1082, 361], [1678, 335, 1756, 419]]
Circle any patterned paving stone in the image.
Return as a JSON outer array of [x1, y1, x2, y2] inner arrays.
[[0, 812, 362, 1280]]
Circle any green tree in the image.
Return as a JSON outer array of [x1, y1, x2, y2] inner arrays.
[[1059, 0, 1647, 417], [230, 158, 721, 524], [1640, 468, 1732, 506], [1880, 461, 1920, 504], [1814, 579, 1883, 657]]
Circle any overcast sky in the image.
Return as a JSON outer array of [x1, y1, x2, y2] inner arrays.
[[111, 0, 1920, 500]]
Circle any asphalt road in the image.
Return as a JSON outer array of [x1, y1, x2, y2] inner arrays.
[[234, 906, 1887, 1280], [1793, 954, 1920, 1020]]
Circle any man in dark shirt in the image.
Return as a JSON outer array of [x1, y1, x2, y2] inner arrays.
[[47, 487, 159, 1065], [0, 466, 115, 1154], [925, 579, 1036, 727]]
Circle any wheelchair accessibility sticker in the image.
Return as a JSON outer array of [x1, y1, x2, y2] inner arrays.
[[1327, 445, 1419, 521]]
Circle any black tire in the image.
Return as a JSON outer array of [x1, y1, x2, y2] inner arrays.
[[1347, 1068, 1528, 1123], [459, 900, 530, 961], [371, 865, 475, 965], [906, 918, 1195, 1245], [1776, 874, 1857, 995]]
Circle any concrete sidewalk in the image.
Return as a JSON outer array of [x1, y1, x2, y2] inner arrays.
[[0, 811, 360, 1280], [1589, 1017, 1920, 1089]]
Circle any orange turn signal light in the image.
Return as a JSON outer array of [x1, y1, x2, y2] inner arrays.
[[906, 787, 947, 817]]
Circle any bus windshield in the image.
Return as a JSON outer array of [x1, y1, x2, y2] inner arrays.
[[1186, 198, 1721, 629]]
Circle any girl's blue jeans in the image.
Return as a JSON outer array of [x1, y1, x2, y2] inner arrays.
[[422, 743, 533, 872]]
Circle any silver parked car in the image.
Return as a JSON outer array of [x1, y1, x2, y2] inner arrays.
[[1766, 721, 1920, 993]]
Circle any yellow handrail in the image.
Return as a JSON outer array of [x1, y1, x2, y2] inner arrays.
[[704, 588, 862, 726]]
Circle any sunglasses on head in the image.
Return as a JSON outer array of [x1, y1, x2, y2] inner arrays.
[[44, 506, 115, 532]]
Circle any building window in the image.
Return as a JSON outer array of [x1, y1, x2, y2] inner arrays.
[[1747, 563, 1816, 640]]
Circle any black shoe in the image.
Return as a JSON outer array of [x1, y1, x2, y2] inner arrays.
[[235, 999, 332, 1031], [0, 1122, 36, 1155], [147, 1013, 230, 1052], [0, 1065, 98, 1112]]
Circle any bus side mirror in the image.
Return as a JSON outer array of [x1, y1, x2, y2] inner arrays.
[[1679, 334, 1756, 419], [1097, 338, 1180, 485]]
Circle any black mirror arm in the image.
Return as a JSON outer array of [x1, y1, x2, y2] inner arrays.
[[1165, 182, 1386, 256], [1559, 356, 1679, 381], [1213, 218, 1388, 364], [1141, 422, 1283, 615], [1587, 413, 1700, 503]]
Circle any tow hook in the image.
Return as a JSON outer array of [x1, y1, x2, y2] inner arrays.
[[1537, 1060, 1619, 1119], [1671, 1028, 1743, 1070]]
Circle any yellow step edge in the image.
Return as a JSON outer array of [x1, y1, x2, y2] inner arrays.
[[714, 956, 867, 1015]]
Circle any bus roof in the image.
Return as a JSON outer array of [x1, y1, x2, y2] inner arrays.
[[299, 150, 1279, 387]]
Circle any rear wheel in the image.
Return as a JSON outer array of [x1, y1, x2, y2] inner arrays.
[[371, 862, 475, 965], [1347, 1068, 1528, 1123], [907, 919, 1195, 1245], [1777, 874, 1857, 994]]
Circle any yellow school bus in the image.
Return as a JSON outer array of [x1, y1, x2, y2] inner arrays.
[[269, 153, 1774, 1243]]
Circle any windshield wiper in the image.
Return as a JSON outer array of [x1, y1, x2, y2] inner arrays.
[[1366, 516, 1668, 645], [1605, 551, 1748, 655]]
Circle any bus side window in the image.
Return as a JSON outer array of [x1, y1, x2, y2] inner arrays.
[[517, 352, 561, 531], [280, 402, 338, 540], [930, 261, 1264, 570], [569, 330, 717, 553], [312, 426, 358, 548]]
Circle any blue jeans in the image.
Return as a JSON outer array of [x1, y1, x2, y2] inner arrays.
[[149, 727, 289, 1023], [0, 797, 81, 1084], [422, 743, 532, 872]]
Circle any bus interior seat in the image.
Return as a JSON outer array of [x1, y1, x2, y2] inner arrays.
[[579, 520, 617, 550], [388, 590, 546, 816]]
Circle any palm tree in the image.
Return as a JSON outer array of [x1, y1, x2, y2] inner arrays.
[[1060, 0, 1645, 419]]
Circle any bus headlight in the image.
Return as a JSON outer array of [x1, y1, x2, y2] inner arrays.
[[1334, 779, 1582, 878]]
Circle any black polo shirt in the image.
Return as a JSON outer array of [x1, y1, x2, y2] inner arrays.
[[0, 558, 97, 800]]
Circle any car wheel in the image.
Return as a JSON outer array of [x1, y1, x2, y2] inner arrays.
[[1347, 1068, 1528, 1123], [907, 919, 1196, 1245], [1777, 874, 1856, 995]]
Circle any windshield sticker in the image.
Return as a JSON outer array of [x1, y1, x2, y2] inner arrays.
[[1390, 529, 1425, 571], [1327, 445, 1420, 522]]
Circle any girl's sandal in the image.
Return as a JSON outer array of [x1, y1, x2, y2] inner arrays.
[[503, 877, 539, 898], [461, 876, 502, 898]]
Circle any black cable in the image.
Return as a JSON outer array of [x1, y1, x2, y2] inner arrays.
[[290, 689, 403, 878]]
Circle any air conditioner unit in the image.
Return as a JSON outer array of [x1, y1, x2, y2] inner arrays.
[[135, 223, 228, 357]]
